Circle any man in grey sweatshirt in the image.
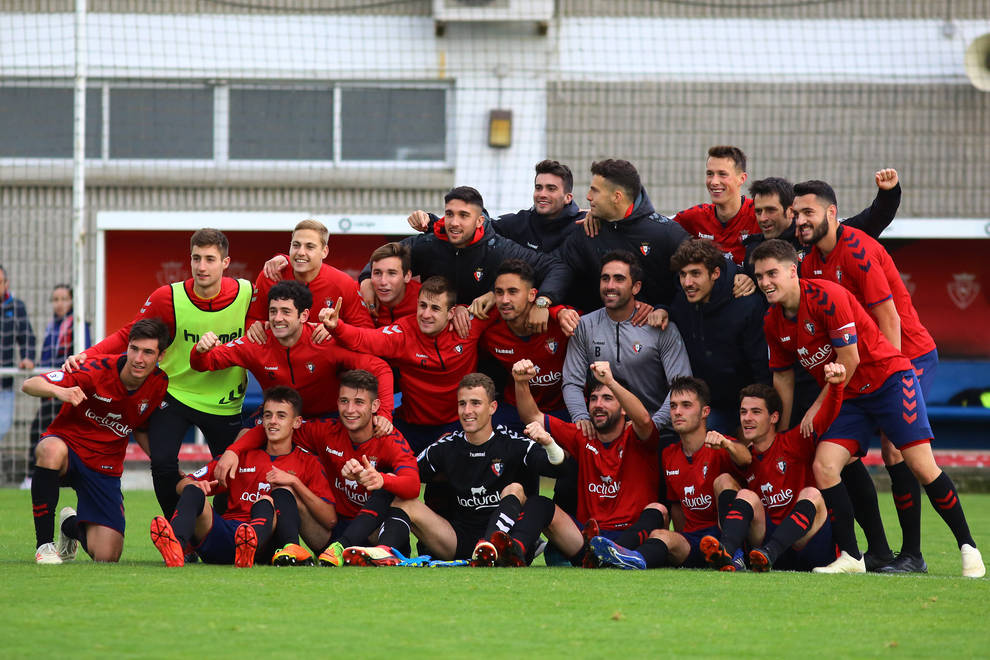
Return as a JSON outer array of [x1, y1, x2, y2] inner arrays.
[[563, 250, 692, 435]]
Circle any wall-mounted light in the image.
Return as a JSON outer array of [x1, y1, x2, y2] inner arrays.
[[488, 109, 512, 148]]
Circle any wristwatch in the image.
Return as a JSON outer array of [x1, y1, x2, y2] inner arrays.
[[534, 296, 551, 309]]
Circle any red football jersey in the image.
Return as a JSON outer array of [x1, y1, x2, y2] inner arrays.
[[481, 315, 569, 410], [248, 259, 374, 329], [191, 442, 334, 523], [333, 314, 493, 425], [41, 355, 169, 476], [227, 421, 419, 518], [373, 279, 421, 328], [88, 278, 245, 355], [188, 323, 393, 419], [744, 381, 843, 524], [662, 443, 739, 532], [765, 278, 913, 398], [800, 226, 935, 361], [674, 197, 759, 265], [545, 415, 660, 530]]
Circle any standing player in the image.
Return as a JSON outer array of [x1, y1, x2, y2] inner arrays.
[[557, 159, 691, 312], [513, 358, 668, 566], [190, 280, 393, 421], [319, 276, 490, 453], [701, 363, 845, 573], [65, 229, 252, 518], [215, 370, 419, 567], [673, 146, 758, 266], [795, 179, 937, 572], [24, 319, 170, 564], [589, 377, 751, 570], [365, 242, 421, 327], [249, 219, 374, 332], [752, 239, 983, 576], [383, 373, 566, 565], [150, 386, 336, 567]]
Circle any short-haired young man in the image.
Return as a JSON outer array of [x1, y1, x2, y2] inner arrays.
[[673, 146, 759, 266], [150, 386, 336, 567], [557, 159, 690, 312], [366, 242, 422, 327], [563, 250, 692, 433], [752, 238, 983, 577], [669, 238, 769, 434], [380, 373, 566, 566], [589, 377, 751, 569], [25, 319, 170, 564], [250, 219, 374, 332], [216, 370, 419, 567], [190, 279, 393, 421], [701, 363, 845, 573], [65, 229, 252, 519]]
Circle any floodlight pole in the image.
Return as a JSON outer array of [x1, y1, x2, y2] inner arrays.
[[72, 0, 87, 354]]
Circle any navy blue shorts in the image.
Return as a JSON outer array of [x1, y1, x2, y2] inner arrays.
[[61, 445, 125, 536], [195, 511, 241, 564], [821, 370, 933, 456], [763, 517, 834, 571], [682, 525, 721, 568], [911, 349, 938, 400]]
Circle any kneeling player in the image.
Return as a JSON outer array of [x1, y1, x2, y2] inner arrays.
[[216, 370, 419, 566], [590, 377, 751, 569], [702, 363, 845, 572], [150, 386, 336, 567], [375, 373, 566, 566], [24, 319, 170, 564]]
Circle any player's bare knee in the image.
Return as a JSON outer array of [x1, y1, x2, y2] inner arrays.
[[500, 482, 525, 502], [713, 472, 740, 494], [901, 444, 942, 485], [812, 457, 841, 488], [798, 486, 823, 507], [35, 436, 68, 469], [737, 489, 761, 507]]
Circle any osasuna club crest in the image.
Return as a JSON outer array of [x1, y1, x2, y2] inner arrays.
[[473, 268, 484, 282], [325, 298, 335, 309], [138, 399, 150, 415], [305, 362, 315, 373], [639, 243, 651, 256], [632, 342, 643, 353], [454, 344, 464, 354], [491, 459, 504, 476], [804, 320, 815, 335], [545, 339, 558, 354], [776, 460, 787, 475]]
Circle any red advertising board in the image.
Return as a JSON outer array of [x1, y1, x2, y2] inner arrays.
[[103, 230, 391, 335]]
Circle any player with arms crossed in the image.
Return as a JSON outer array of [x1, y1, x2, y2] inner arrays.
[[701, 363, 845, 572], [752, 238, 983, 576], [25, 319, 170, 564], [150, 386, 336, 567]]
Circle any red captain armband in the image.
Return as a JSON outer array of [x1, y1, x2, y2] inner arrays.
[[829, 322, 857, 348]]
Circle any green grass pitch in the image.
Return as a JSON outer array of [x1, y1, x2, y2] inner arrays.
[[1, 488, 988, 658]]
